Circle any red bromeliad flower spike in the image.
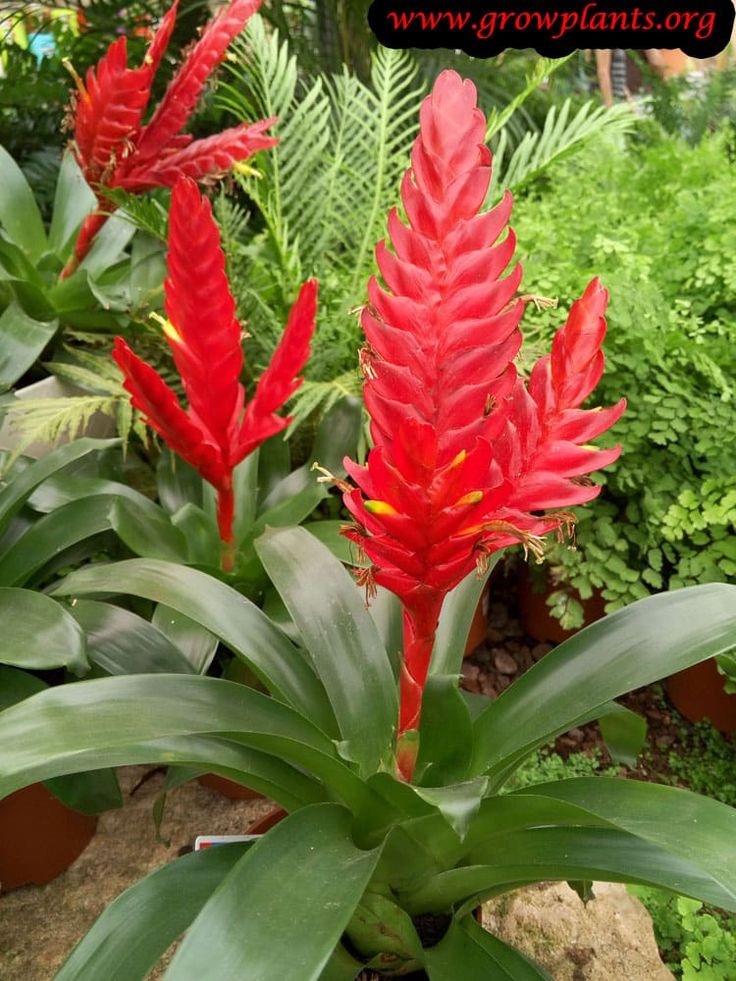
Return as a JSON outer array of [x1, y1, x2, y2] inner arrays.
[[340, 70, 626, 782], [113, 178, 317, 572], [62, 0, 276, 278]]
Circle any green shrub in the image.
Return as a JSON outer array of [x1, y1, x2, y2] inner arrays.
[[513, 132, 736, 622], [629, 886, 736, 979]]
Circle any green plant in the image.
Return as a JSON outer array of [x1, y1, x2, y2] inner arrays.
[[1, 67, 736, 980], [511, 132, 736, 624], [0, 146, 166, 444], [630, 886, 736, 980], [215, 17, 636, 430]]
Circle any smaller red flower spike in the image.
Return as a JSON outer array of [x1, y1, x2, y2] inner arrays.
[[61, 0, 276, 278], [113, 178, 317, 571], [340, 70, 626, 782]]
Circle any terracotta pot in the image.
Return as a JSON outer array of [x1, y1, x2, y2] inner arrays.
[[247, 806, 288, 835], [0, 783, 97, 891], [517, 567, 606, 644], [463, 585, 490, 659], [666, 659, 736, 734], [197, 773, 264, 801]]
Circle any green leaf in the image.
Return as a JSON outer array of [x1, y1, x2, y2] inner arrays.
[[52, 558, 336, 732], [425, 916, 551, 980], [512, 779, 736, 911], [259, 397, 361, 510], [317, 945, 364, 981], [0, 588, 87, 675], [416, 675, 473, 786], [156, 448, 202, 514], [256, 432, 291, 507], [48, 151, 96, 257], [27, 474, 146, 513], [472, 585, 736, 778], [256, 526, 396, 772], [0, 675, 373, 811], [171, 503, 220, 564], [431, 561, 497, 677], [110, 496, 189, 562], [405, 826, 736, 915], [0, 663, 46, 710], [597, 703, 648, 768], [413, 778, 489, 840], [165, 804, 382, 981], [0, 302, 58, 392], [0, 144, 48, 260], [368, 586, 403, 677], [152, 604, 218, 675], [0, 496, 114, 586], [403, 780, 736, 915], [56, 843, 250, 981], [69, 600, 197, 675], [0, 437, 119, 537], [45, 768, 122, 816], [78, 211, 135, 279], [303, 519, 367, 565]]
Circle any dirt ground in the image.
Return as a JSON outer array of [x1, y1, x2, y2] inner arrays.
[[0, 768, 272, 979]]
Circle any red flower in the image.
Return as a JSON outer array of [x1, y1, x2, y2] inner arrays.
[[62, 0, 276, 277], [113, 178, 317, 571], [341, 71, 625, 780]]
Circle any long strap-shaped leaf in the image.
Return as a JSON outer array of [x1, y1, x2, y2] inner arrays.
[[165, 804, 383, 981], [0, 496, 115, 586], [0, 675, 373, 813], [256, 526, 397, 773], [56, 842, 250, 981], [471, 584, 736, 777], [395, 777, 736, 905], [0, 437, 119, 535], [400, 826, 736, 915], [425, 916, 550, 980], [52, 558, 336, 734]]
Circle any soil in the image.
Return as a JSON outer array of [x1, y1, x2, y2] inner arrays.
[[0, 769, 271, 980], [0, 565, 723, 978]]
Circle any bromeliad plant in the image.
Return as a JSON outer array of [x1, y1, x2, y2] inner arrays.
[[112, 177, 318, 573], [61, 0, 275, 278], [2, 71, 736, 980]]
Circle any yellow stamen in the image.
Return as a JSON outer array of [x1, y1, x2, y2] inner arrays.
[[232, 161, 262, 179], [449, 449, 467, 468], [150, 311, 183, 345], [455, 490, 483, 506], [62, 59, 89, 102], [310, 462, 352, 494], [364, 500, 398, 516]]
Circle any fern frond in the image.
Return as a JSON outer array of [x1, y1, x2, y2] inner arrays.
[[101, 187, 169, 241], [490, 99, 638, 197], [2, 395, 121, 465], [287, 370, 361, 434], [45, 355, 126, 396]]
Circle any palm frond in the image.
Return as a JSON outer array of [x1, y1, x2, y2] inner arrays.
[[490, 99, 638, 197]]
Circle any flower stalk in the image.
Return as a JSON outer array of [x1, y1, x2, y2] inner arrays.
[[341, 70, 626, 781], [61, 0, 275, 278], [114, 178, 317, 572]]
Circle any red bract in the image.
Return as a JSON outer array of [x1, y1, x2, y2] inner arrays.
[[61, 0, 275, 278], [341, 71, 626, 781], [113, 178, 317, 571]]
